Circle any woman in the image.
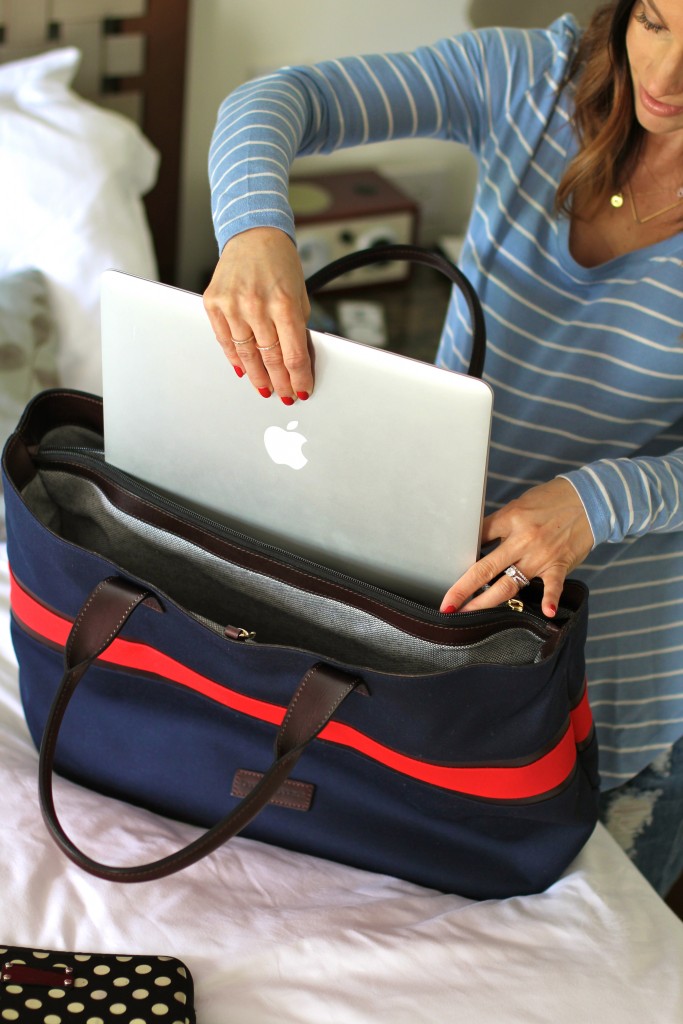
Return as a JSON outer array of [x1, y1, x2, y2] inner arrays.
[[204, 1, 683, 897]]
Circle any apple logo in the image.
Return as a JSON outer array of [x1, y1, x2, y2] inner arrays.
[[263, 420, 308, 469]]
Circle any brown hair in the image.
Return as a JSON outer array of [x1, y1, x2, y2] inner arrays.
[[556, 1, 640, 215]]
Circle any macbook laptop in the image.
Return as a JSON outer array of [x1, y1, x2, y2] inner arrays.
[[100, 271, 492, 606]]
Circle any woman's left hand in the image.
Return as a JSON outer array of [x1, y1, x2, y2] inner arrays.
[[439, 478, 594, 617]]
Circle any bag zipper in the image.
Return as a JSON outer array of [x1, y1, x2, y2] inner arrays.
[[32, 445, 559, 638]]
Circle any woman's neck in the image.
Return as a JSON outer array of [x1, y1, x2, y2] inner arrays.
[[638, 133, 683, 183]]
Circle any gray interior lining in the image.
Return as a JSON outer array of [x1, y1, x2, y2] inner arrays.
[[24, 468, 550, 675]]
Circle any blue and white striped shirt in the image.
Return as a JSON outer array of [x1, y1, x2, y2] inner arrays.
[[209, 15, 683, 787]]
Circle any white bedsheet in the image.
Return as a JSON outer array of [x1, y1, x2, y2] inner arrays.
[[0, 547, 681, 1024]]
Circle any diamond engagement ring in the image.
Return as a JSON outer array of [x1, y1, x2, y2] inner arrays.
[[505, 565, 530, 589]]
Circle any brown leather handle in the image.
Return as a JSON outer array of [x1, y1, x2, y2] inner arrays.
[[305, 243, 487, 378], [38, 577, 361, 882]]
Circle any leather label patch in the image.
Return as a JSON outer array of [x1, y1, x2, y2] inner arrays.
[[231, 769, 315, 812]]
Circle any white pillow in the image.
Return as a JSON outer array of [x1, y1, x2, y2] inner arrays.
[[0, 48, 159, 394]]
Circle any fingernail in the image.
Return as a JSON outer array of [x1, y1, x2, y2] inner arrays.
[[296, 391, 310, 401], [547, 604, 557, 617], [233, 365, 245, 378], [443, 605, 457, 615], [258, 387, 272, 398], [281, 396, 295, 406]]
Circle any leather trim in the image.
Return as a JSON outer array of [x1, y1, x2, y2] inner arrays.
[[18, 388, 103, 445], [24, 456, 568, 650], [305, 244, 487, 379], [231, 769, 315, 812]]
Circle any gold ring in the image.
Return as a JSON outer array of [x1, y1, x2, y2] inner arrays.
[[256, 340, 281, 351], [231, 333, 255, 346]]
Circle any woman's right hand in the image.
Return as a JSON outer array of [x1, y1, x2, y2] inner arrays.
[[439, 478, 594, 618], [203, 227, 314, 404]]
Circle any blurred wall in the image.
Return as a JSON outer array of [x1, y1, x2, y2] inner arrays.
[[469, 0, 598, 28]]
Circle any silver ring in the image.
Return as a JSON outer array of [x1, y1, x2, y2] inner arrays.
[[505, 564, 530, 588], [231, 333, 255, 347], [256, 340, 281, 352]]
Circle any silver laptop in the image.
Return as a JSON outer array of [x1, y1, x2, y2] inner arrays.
[[100, 270, 492, 605]]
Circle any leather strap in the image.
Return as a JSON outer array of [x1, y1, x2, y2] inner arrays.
[[38, 577, 361, 882], [305, 243, 487, 378]]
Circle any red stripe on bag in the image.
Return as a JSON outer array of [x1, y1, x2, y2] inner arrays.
[[9, 571, 284, 727], [9, 571, 593, 800], [571, 687, 593, 746]]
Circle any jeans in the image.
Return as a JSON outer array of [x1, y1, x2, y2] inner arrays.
[[598, 732, 683, 897]]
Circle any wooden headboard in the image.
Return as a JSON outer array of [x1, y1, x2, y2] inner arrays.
[[0, 0, 189, 284]]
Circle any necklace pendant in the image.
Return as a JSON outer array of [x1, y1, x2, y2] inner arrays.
[[610, 192, 624, 208]]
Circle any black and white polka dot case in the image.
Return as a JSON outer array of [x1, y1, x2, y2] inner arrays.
[[0, 945, 195, 1023]]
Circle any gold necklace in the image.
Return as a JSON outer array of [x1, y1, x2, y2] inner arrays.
[[610, 185, 683, 223]]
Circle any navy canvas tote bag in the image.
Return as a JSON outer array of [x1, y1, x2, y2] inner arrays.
[[1, 388, 599, 899], [0, 249, 599, 899]]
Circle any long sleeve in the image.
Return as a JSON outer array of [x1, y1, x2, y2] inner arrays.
[[208, 22, 575, 252], [562, 446, 683, 545], [209, 52, 454, 251]]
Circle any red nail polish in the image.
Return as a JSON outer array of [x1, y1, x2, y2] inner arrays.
[[233, 365, 245, 378], [297, 391, 310, 401], [547, 604, 557, 616], [258, 387, 272, 398], [443, 605, 457, 615], [281, 396, 295, 406]]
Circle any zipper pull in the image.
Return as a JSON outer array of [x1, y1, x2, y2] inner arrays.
[[507, 598, 524, 613], [3, 963, 74, 987], [224, 624, 257, 642]]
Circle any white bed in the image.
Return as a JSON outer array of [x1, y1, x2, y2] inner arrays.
[[0, 17, 682, 1024]]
